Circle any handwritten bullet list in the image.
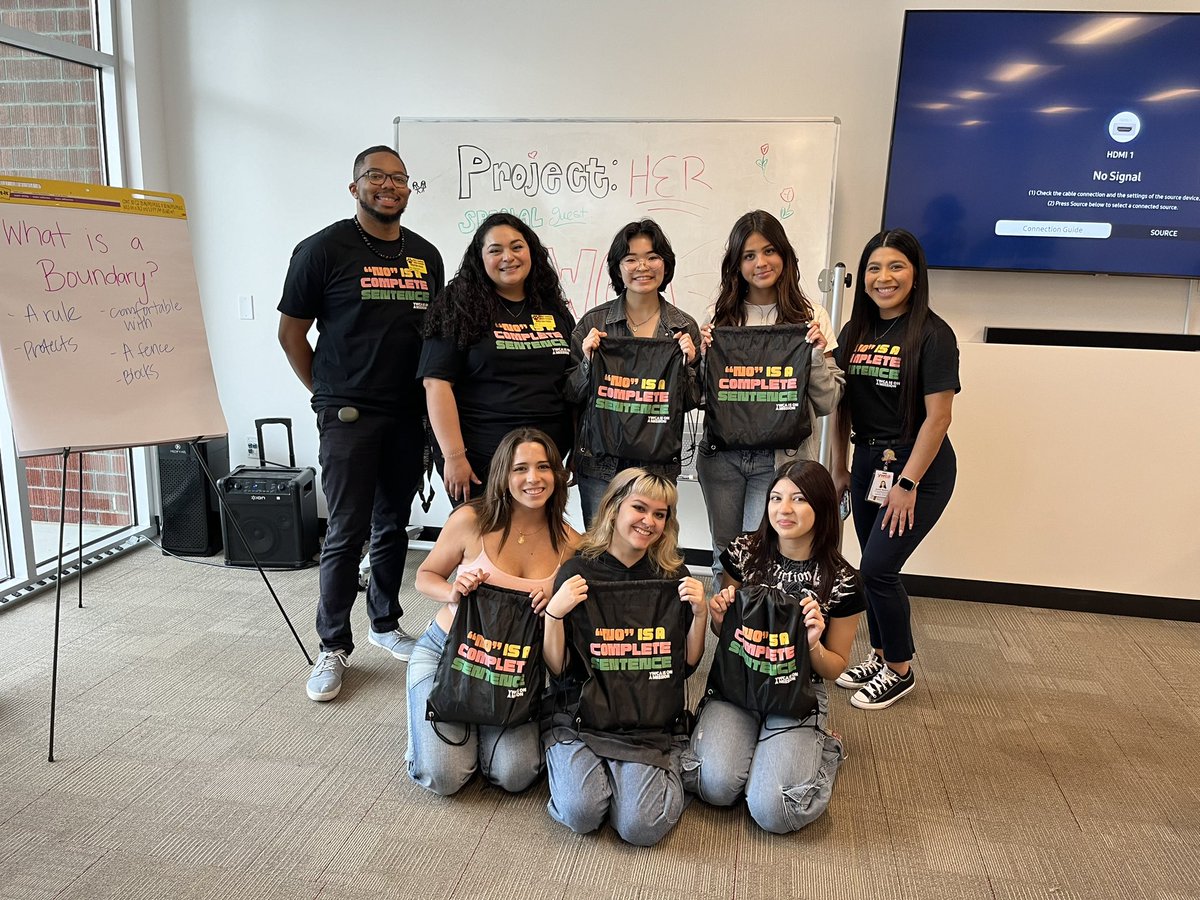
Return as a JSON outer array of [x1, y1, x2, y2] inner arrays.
[[3, 215, 178, 384]]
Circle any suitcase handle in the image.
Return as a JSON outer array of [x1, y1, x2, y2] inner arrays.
[[254, 417, 296, 467]]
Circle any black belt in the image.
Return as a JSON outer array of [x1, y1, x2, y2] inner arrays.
[[850, 434, 906, 448]]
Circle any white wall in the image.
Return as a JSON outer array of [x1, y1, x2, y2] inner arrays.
[[126, 0, 1199, 599]]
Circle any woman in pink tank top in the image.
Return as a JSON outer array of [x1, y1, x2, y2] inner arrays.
[[406, 427, 580, 796]]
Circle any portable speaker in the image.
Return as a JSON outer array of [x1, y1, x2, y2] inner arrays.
[[157, 437, 229, 556], [219, 466, 319, 569]]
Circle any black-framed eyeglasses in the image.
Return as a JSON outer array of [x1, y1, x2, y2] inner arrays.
[[358, 169, 410, 188]]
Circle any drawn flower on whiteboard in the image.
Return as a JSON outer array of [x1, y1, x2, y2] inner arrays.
[[780, 187, 795, 203], [760, 143, 770, 157]]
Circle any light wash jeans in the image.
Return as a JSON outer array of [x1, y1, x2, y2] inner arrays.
[[681, 683, 844, 834], [405, 621, 543, 795], [545, 734, 687, 847], [696, 447, 776, 577]]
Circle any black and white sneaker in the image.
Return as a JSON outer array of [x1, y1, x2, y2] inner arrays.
[[835, 651, 885, 689], [850, 665, 915, 710]]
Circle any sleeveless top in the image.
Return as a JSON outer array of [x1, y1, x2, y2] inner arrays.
[[456, 541, 560, 596]]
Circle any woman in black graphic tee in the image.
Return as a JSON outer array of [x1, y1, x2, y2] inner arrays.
[[420, 213, 576, 502], [830, 229, 960, 712]]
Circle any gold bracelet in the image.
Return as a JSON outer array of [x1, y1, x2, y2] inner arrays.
[[444, 447, 467, 459]]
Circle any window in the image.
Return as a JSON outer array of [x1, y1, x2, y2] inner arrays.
[[1, 1, 154, 603]]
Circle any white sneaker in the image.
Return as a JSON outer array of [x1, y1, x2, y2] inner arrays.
[[306, 649, 349, 702]]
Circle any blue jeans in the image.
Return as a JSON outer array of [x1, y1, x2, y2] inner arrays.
[[405, 621, 543, 795], [849, 438, 956, 663], [545, 734, 687, 847], [681, 683, 843, 834], [316, 407, 423, 653], [696, 447, 776, 577]]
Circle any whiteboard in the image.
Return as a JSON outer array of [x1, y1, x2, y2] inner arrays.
[[0, 176, 227, 456], [392, 118, 840, 323]]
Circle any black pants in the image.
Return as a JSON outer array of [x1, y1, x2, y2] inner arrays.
[[849, 438, 956, 663], [316, 407, 423, 653]]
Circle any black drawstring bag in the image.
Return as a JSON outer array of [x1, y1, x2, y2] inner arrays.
[[584, 336, 684, 463], [567, 578, 687, 733], [705, 584, 817, 721], [426, 583, 545, 728], [703, 324, 813, 451]]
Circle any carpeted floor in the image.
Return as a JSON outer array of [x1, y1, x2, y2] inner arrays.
[[1, 541, 1197, 900]]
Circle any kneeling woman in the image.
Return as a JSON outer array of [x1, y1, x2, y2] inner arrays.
[[684, 460, 864, 833], [407, 427, 579, 795], [541, 469, 707, 846]]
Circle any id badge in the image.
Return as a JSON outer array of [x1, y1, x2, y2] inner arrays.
[[866, 469, 894, 504]]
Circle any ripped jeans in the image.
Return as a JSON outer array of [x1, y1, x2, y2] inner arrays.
[[405, 621, 543, 796], [681, 682, 843, 834]]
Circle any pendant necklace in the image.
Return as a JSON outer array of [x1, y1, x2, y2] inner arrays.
[[516, 523, 547, 545], [498, 296, 527, 320], [353, 217, 406, 260], [627, 304, 660, 335], [874, 314, 904, 342]]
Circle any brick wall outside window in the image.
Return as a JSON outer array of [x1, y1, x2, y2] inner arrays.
[[3, 1, 129, 527]]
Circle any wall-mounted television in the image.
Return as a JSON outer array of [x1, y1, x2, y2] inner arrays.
[[882, 10, 1200, 279]]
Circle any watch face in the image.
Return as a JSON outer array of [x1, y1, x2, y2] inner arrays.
[[898, 477, 917, 492]]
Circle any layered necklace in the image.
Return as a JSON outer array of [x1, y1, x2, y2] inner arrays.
[[353, 217, 406, 260]]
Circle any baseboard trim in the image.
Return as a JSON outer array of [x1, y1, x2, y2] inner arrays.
[[903, 575, 1199, 622], [411, 528, 1198, 621]]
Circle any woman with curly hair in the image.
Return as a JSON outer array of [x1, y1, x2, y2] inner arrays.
[[420, 213, 576, 502]]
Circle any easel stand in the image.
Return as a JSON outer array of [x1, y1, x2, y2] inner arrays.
[[45, 441, 313, 762]]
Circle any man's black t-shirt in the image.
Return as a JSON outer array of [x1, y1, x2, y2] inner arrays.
[[278, 219, 444, 415], [417, 304, 573, 456], [835, 313, 960, 441]]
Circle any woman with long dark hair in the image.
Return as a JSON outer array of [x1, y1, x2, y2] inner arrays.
[[406, 427, 579, 795], [420, 213, 575, 502], [566, 219, 700, 524], [830, 228, 960, 710], [684, 459, 862, 832], [698, 210, 844, 577]]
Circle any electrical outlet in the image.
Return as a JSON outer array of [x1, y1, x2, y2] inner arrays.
[[246, 435, 259, 459]]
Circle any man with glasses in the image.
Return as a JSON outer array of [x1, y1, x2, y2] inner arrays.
[[278, 145, 444, 702]]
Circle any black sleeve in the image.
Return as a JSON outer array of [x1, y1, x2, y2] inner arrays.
[[718, 534, 750, 583], [828, 562, 867, 618], [417, 334, 466, 382], [278, 237, 326, 319], [564, 310, 595, 403], [833, 322, 852, 370], [920, 318, 961, 396]]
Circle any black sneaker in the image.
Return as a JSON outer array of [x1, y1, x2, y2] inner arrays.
[[835, 651, 885, 689], [850, 665, 915, 710]]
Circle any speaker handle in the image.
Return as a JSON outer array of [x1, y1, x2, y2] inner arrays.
[[255, 417, 296, 467]]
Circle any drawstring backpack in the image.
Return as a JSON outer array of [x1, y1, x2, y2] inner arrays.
[[426, 582, 545, 736], [566, 578, 688, 733], [703, 324, 813, 451], [584, 336, 685, 463], [704, 583, 818, 724]]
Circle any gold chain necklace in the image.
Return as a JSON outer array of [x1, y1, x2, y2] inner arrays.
[[626, 304, 660, 334], [516, 523, 547, 545]]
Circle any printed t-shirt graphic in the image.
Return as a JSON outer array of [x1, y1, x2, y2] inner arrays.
[[358, 256, 436, 307]]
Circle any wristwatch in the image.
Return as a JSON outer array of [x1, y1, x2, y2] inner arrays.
[[897, 475, 918, 492]]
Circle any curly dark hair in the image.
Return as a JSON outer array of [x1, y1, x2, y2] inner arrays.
[[423, 212, 573, 348]]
